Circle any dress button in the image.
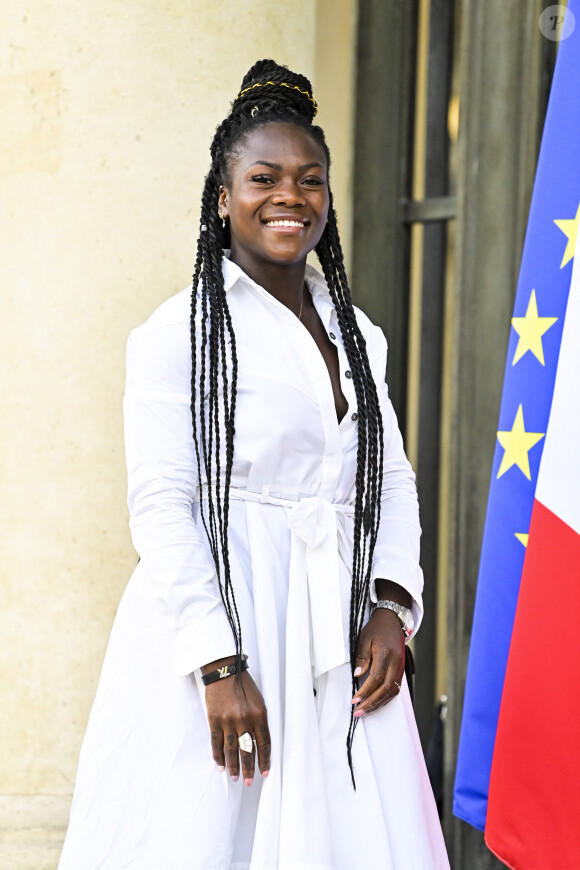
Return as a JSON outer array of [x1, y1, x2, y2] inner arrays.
[[351, 412, 359, 422], [329, 332, 336, 340], [345, 370, 352, 379]]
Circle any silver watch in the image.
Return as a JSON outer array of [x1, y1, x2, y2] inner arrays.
[[371, 599, 414, 637]]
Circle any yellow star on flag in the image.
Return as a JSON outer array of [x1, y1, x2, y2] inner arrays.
[[496, 405, 544, 480], [511, 289, 557, 365], [514, 533, 529, 548], [554, 201, 580, 268]]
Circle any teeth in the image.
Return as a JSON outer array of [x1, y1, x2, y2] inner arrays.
[[265, 220, 304, 227]]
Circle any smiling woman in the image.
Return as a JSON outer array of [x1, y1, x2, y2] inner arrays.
[[58, 59, 449, 870], [219, 124, 329, 281]]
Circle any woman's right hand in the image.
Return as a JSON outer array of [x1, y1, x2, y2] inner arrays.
[[202, 658, 271, 786]]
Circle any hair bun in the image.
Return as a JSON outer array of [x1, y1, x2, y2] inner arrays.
[[233, 59, 317, 122], [240, 59, 282, 89]]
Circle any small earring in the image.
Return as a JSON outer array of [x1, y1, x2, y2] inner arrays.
[[218, 211, 227, 229]]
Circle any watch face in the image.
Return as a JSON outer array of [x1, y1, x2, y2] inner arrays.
[[404, 610, 414, 632], [395, 604, 414, 635]]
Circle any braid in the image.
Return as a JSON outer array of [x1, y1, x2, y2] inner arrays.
[[190, 60, 384, 786], [190, 172, 242, 659], [315, 195, 384, 787]]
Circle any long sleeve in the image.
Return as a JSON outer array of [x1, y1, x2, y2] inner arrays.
[[123, 316, 236, 676], [367, 330, 424, 639]]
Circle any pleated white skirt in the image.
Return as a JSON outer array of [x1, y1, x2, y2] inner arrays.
[[59, 500, 449, 870]]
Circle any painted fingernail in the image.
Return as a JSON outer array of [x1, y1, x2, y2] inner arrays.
[[262, 769, 270, 778], [354, 667, 362, 677], [244, 778, 253, 787], [353, 709, 366, 718], [231, 775, 239, 782], [351, 697, 361, 705], [218, 765, 225, 772]]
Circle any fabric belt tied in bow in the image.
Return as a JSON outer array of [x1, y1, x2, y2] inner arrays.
[[228, 486, 354, 677]]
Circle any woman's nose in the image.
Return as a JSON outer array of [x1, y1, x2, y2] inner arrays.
[[272, 179, 305, 206]]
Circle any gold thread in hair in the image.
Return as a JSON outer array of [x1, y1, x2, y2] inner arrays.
[[235, 81, 318, 116]]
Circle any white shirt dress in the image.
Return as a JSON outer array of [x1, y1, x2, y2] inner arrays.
[[58, 257, 449, 870]]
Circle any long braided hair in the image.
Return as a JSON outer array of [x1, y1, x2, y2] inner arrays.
[[190, 59, 384, 785]]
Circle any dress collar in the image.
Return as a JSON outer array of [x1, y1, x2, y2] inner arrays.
[[221, 252, 332, 302]]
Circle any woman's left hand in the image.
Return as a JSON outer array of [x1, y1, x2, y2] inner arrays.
[[351, 608, 406, 717]]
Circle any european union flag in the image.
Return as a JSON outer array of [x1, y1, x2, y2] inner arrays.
[[453, 2, 580, 832]]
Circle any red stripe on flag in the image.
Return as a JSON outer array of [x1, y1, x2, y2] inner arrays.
[[485, 499, 580, 869]]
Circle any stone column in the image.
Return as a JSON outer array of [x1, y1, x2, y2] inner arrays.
[[0, 2, 356, 866]]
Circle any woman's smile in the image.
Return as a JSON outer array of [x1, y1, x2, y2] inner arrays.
[[263, 216, 310, 230]]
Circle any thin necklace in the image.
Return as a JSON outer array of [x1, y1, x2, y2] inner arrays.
[[298, 286, 305, 321]]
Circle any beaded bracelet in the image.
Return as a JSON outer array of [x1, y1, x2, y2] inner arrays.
[[201, 656, 248, 686]]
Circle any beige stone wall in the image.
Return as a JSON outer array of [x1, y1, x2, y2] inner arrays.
[[315, 0, 358, 270], [0, 1, 356, 866]]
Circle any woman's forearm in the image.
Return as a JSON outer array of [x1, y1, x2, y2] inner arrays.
[[374, 578, 413, 610]]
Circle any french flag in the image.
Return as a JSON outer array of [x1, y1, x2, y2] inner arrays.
[[485, 256, 580, 866], [454, 5, 580, 866]]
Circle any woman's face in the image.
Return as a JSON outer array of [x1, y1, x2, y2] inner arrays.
[[219, 122, 329, 276]]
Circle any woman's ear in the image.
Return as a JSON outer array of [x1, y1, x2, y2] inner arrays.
[[218, 186, 229, 218]]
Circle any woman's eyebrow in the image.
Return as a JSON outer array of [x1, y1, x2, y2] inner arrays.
[[248, 160, 325, 171], [249, 160, 282, 170]]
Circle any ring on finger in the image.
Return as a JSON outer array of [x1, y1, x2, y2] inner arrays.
[[238, 732, 253, 753]]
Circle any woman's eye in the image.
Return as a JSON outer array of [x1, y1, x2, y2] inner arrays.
[[251, 174, 273, 184], [303, 176, 324, 186]]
